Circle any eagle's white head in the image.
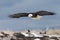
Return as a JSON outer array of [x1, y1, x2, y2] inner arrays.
[[28, 14, 33, 17]]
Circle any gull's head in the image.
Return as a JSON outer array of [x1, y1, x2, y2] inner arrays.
[[28, 14, 33, 17]]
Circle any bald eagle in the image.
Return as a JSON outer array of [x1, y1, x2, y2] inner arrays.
[[9, 11, 55, 19]]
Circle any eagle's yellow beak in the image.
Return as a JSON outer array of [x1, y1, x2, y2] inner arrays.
[[32, 15, 42, 20]]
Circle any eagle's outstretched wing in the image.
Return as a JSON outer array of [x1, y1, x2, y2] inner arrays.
[[9, 13, 29, 18], [9, 11, 55, 19], [36, 11, 55, 16]]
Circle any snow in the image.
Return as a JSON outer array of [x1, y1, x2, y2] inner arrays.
[[34, 38, 40, 40]]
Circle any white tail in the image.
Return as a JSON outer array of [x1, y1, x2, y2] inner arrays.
[[32, 15, 42, 20]]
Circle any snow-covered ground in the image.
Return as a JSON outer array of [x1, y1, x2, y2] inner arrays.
[[0, 30, 60, 40]]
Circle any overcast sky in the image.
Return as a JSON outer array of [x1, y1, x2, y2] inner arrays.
[[0, 0, 60, 31]]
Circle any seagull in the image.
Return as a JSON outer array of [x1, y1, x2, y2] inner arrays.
[[9, 11, 55, 19]]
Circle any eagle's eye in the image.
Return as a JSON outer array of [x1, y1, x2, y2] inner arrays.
[[28, 14, 33, 17]]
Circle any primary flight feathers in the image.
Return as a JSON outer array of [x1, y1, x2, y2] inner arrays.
[[9, 11, 55, 19]]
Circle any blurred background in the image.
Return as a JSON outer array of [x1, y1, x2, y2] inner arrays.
[[0, 0, 60, 31]]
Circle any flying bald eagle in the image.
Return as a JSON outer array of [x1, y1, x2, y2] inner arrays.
[[9, 11, 55, 19]]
